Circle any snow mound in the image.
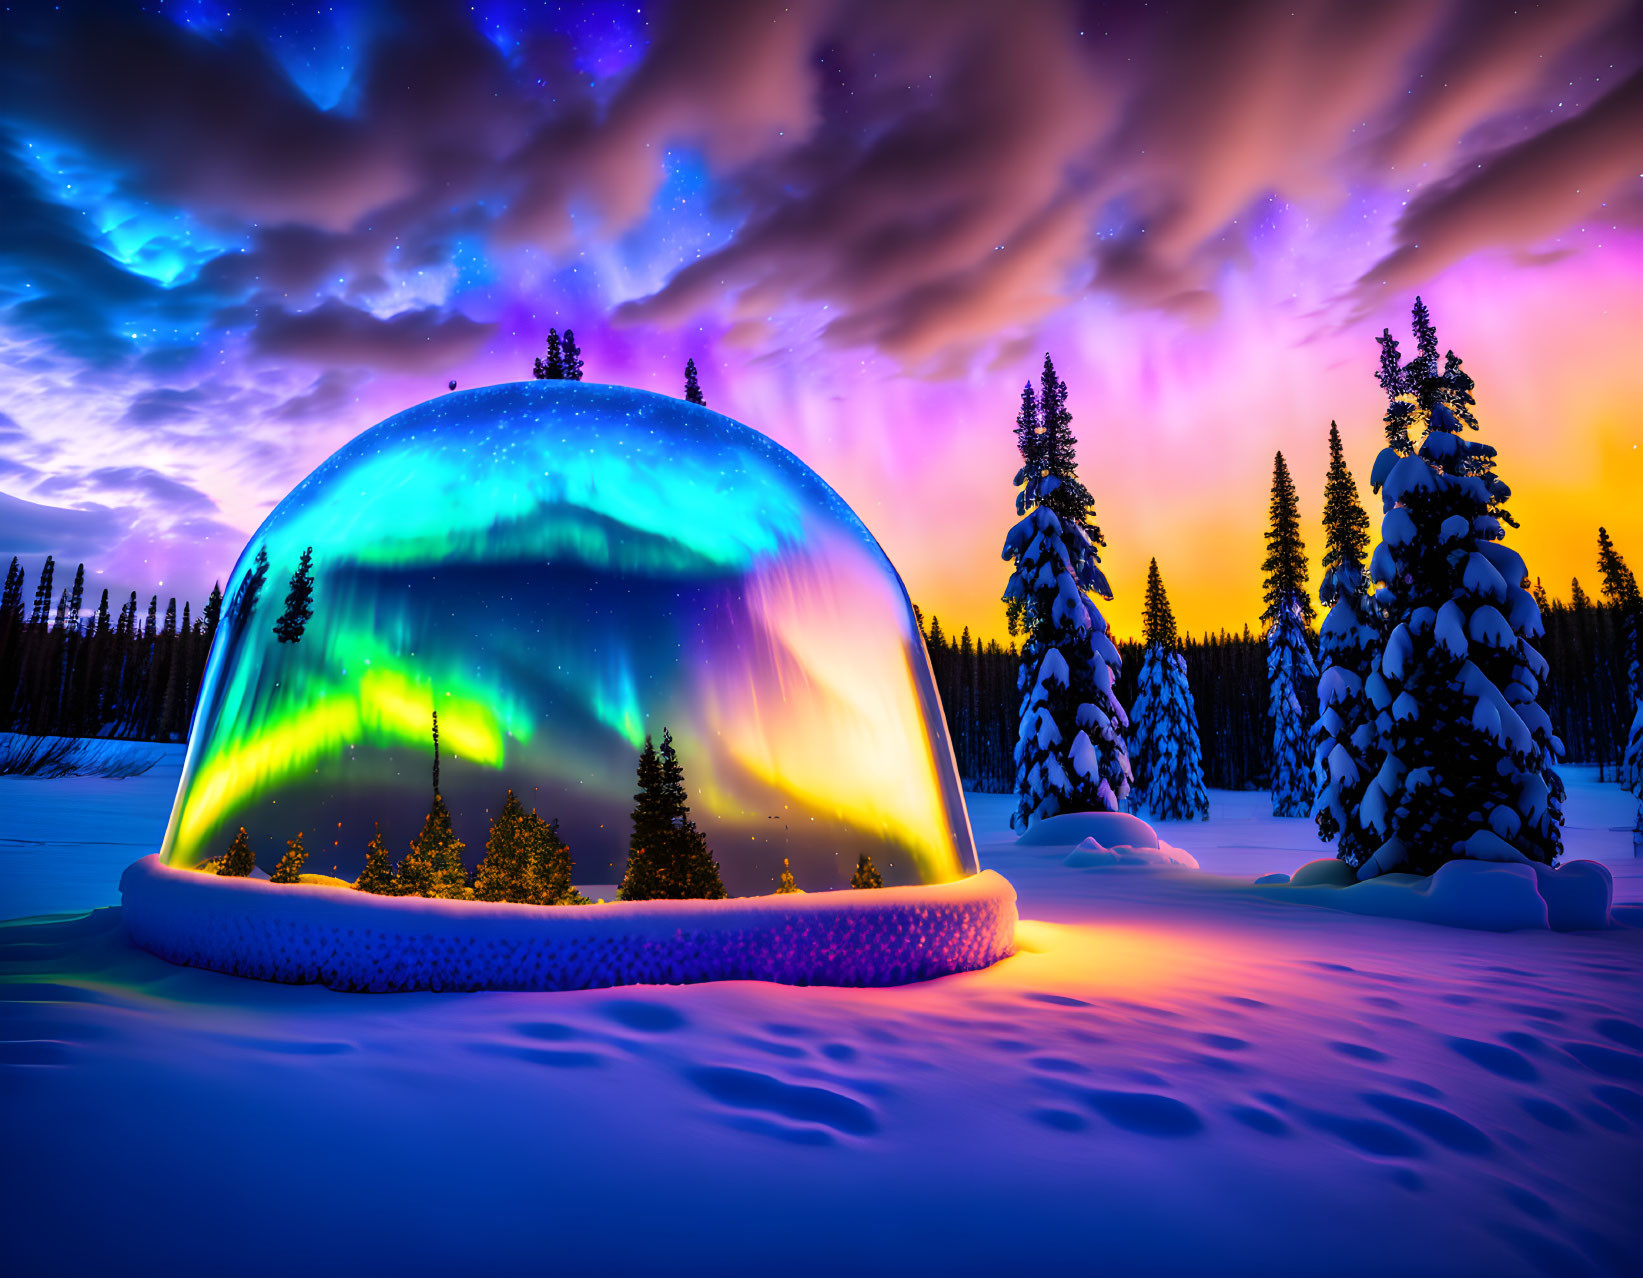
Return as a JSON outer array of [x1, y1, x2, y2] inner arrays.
[[1014, 810, 1159, 848], [1254, 858, 1612, 932], [1063, 838, 1200, 870], [119, 856, 1017, 992]]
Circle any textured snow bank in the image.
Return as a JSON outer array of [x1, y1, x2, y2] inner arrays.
[[1063, 838, 1200, 870], [1253, 857, 1612, 931], [119, 856, 1017, 991]]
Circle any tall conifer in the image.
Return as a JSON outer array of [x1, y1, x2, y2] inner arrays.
[[1360, 300, 1563, 875], [1002, 355, 1131, 828], [273, 547, 315, 643], [1264, 452, 1316, 816], [1312, 423, 1380, 864], [684, 358, 705, 405], [1128, 561, 1209, 820]]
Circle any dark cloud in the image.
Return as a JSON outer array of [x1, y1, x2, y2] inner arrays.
[[0, 8, 402, 229], [0, 0, 1636, 381], [1358, 64, 1643, 299], [121, 387, 210, 425], [271, 370, 364, 423], [0, 136, 166, 359], [615, 0, 1107, 362], [249, 298, 495, 372], [0, 491, 123, 558], [32, 465, 218, 515]]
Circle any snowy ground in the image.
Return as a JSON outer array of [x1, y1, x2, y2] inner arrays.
[[2, 763, 1640, 1277]]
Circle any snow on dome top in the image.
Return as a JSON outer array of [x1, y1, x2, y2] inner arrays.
[[160, 381, 977, 894]]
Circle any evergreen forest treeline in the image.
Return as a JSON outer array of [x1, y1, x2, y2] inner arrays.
[[918, 593, 1638, 793], [0, 547, 1633, 786]]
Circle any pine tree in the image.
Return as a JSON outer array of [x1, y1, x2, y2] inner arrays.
[[776, 858, 799, 893], [1595, 526, 1640, 704], [355, 824, 397, 894], [533, 328, 564, 380], [28, 556, 54, 627], [1263, 452, 1317, 816], [227, 547, 269, 636], [1312, 423, 1381, 865], [270, 832, 308, 884], [530, 816, 578, 905], [850, 852, 884, 889], [273, 547, 315, 643], [218, 826, 256, 877], [658, 729, 725, 898], [474, 790, 536, 902], [1570, 578, 1591, 610], [1359, 300, 1563, 876], [1128, 560, 1209, 820], [399, 794, 468, 898], [619, 729, 725, 899], [1001, 354, 1131, 829], [561, 329, 583, 381], [618, 735, 667, 900], [684, 358, 705, 406], [202, 582, 223, 648]]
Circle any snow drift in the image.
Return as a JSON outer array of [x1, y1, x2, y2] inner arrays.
[[1252, 857, 1612, 931], [1013, 810, 1200, 869], [119, 856, 1017, 992]]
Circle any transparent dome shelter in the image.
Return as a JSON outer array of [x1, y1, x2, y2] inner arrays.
[[162, 382, 977, 897]]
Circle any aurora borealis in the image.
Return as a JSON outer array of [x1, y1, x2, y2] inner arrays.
[[160, 381, 978, 890], [1, 0, 1640, 641]]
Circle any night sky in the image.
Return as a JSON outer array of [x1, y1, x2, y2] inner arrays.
[[1, 0, 1639, 640]]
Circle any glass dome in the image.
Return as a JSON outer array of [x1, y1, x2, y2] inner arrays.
[[161, 381, 976, 895]]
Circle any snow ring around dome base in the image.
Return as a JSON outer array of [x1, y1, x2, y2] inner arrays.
[[119, 856, 1017, 992]]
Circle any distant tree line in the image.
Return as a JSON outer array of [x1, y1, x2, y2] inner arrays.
[[0, 545, 315, 741], [917, 594, 1637, 795]]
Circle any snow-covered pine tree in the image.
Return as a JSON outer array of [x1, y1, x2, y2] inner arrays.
[[684, 358, 705, 406], [561, 329, 584, 381], [850, 853, 883, 889], [355, 823, 397, 894], [218, 826, 255, 877], [1263, 451, 1317, 817], [1311, 422, 1380, 866], [1001, 355, 1131, 829], [270, 831, 308, 884], [1360, 302, 1563, 876], [1128, 560, 1209, 820], [272, 546, 314, 643]]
